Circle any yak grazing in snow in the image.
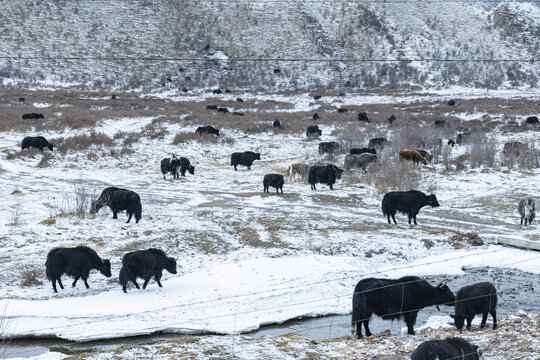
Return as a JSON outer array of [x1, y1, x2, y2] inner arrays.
[[382, 190, 439, 225], [90, 187, 142, 223]]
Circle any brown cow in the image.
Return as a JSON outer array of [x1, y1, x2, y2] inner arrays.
[[399, 150, 427, 165]]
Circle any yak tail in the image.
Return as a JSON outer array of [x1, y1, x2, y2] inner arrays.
[[45, 254, 53, 280], [135, 202, 142, 222], [381, 196, 389, 216], [119, 266, 129, 287], [351, 290, 362, 328]]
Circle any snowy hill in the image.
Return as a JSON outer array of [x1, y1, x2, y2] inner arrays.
[[0, 1, 538, 90]]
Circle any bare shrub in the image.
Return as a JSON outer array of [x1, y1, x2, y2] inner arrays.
[[172, 132, 234, 145], [53, 132, 114, 155], [20, 267, 44, 286], [7, 204, 22, 226], [6, 148, 41, 160], [365, 152, 421, 193], [139, 121, 168, 140], [73, 183, 93, 218], [516, 148, 539, 169], [468, 134, 496, 168]]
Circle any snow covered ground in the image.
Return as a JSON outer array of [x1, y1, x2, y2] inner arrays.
[[0, 89, 538, 357]]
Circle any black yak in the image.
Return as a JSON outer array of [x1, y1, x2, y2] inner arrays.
[[21, 136, 53, 151], [352, 276, 455, 338], [344, 153, 377, 172], [90, 187, 142, 223], [382, 190, 440, 225], [46, 246, 111, 293], [119, 248, 177, 293], [273, 120, 282, 129], [231, 151, 260, 171], [263, 174, 284, 193], [525, 116, 538, 124], [308, 164, 343, 190], [22, 113, 44, 120], [387, 114, 396, 125], [161, 156, 181, 179], [195, 126, 220, 137], [451, 282, 497, 331], [306, 125, 322, 138], [350, 148, 376, 155], [358, 112, 369, 122], [411, 338, 479, 360], [518, 197, 535, 225], [177, 157, 195, 176]]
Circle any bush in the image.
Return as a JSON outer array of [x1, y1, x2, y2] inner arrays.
[[21, 267, 44, 287]]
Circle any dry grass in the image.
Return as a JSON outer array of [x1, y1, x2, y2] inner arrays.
[[20, 267, 44, 287], [172, 132, 234, 145], [52, 132, 114, 155]]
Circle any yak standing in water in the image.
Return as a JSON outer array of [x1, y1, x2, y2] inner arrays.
[[91, 187, 142, 223], [46, 246, 111, 293]]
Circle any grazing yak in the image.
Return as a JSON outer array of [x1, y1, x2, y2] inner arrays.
[[447, 100, 456, 106], [232, 111, 244, 116], [518, 197, 535, 225], [91, 187, 142, 223], [387, 114, 396, 125], [318, 141, 340, 155], [350, 148, 376, 155], [337, 107, 348, 113], [21, 136, 53, 151], [357, 112, 369, 122], [161, 156, 181, 179], [434, 120, 447, 128], [177, 157, 195, 176], [231, 151, 261, 171], [352, 276, 455, 338], [236, 97, 244, 102], [288, 163, 310, 181], [415, 149, 432, 162], [308, 164, 343, 190], [19, 97, 25, 102], [368, 137, 388, 150], [217, 107, 229, 113], [313, 95, 321, 100], [526, 116, 538, 124], [119, 248, 177, 293], [206, 105, 218, 110], [212, 89, 222, 95], [273, 68, 281, 74], [195, 126, 220, 137], [503, 141, 527, 157], [382, 190, 440, 225], [450, 282, 497, 331], [344, 153, 377, 172], [273, 120, 282, 129], [399, 150, 427, 165], [22, 113, 44, 120], [46, 246, 111, 293], [306, 125, 322, 138], [312, 113, 320, 120], [411, 338, 479, 360], [263, 174, 284, 193]]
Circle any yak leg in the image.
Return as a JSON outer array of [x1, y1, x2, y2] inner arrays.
[[57, 278, 64, 290], [126, 211, 133, 223], [466, 316, 473, 331], [491, 309, 497, 329], [112, 211, 118, 219], [363, 320, 372, 337], [480, 312, 488, 328], [72, 276, 80, 287], [155, 271, 163, 287], [404, 312, 418, 335], [52, 279, 58, 293], [413, 214, 418, 225], [391, 214, 397, 225], [142, 276, 152, 289], [122, 284, 127, 293], [132, 280, 140, 289], [330, 184, 334, 190], [82, 274, 90, 288], [234, 165, 237, 171]]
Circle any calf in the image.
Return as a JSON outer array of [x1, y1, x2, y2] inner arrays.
[[350, 148, 376, 155], [518, 197, 535, 225], [344, 153, 377, 172], [21, 136, 53, 151], [352, 276, 454, 338], [318, 141, 340, 155], [308, 164, 343, 190], [231, 151, 261, 171], [306, 125, 322, 138], [161, 156, 181, 179], [46, 246, 111, 293], [177, 157, 195, 176], [22, 113, 44, 120], [90, 187, 142, 223], [382, 190, 440, 225], [368, 137, 388, 150], [357, 112, 369, 122], [399, 150, 427, 165], [263, 174, 284, 193], [451, 282, 497, 331], [287, 163, 310, 181], [119, 248, 177, 293], [411, 338, 479, 360], [273, 120, 282, 129], [195, 126, 220, 137]]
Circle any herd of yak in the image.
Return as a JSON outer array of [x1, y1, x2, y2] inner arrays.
[[17, 105, 537, 359]]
